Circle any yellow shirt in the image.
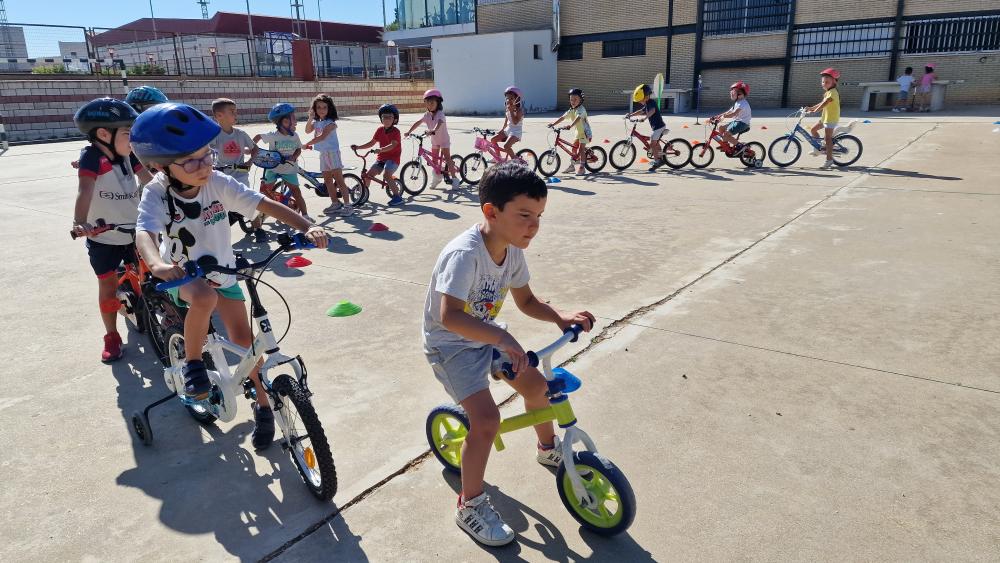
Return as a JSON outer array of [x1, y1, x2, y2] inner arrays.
[[821, 88, 840, 124]]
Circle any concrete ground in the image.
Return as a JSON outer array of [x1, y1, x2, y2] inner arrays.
[[1, 106, 999, 562]]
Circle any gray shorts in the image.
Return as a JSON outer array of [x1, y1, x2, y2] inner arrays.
[[426, 345, 509, 403]]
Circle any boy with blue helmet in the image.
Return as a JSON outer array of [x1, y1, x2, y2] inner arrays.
[[253, 103, 311, 221], [71, 97, 154, 363], [132, 102, 328, 450]]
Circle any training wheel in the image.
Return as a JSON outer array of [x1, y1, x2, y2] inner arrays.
[[131, 411, 153, 446]]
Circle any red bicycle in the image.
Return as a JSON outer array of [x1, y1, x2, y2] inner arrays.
[[537, 125, 608, 177], [689, 117, 766, 169], [609, 118, 692, 171]]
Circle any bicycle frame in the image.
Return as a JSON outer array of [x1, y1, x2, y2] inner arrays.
[[779, 112, 824, 152], [549, 128, 584, 158], [353, 148, 393, 188], [472, 128, 520, 163], [410, 135, 451, 174]]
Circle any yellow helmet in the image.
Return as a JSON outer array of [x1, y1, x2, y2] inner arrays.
[[632, 84, 651, 102]]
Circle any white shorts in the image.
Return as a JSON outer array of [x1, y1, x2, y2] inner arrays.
[[823, 122, 838, 130], [319, 150, 343, 172], [650, 127, 668, 141]]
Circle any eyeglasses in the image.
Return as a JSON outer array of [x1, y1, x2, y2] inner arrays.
[[172, 150, 216, 173]]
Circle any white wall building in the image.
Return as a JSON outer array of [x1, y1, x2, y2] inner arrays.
[[431, 29, 556, 114]]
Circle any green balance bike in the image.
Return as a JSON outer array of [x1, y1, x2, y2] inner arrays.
[[425, 324, 637, 535]]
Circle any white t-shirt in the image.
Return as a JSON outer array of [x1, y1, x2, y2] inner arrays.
[[422, 224, 530, 351], [730, 99, 752, 123], [136, 171, 264, 288], [77, 146, 145, 245], [310, 119, 340, 153], [259, 131, 302, 174], [897, 75, 915, 92], [211, 128, 255, 167]]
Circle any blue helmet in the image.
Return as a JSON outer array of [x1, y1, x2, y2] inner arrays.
[[125, 86, 168, 112], [377, 103, 399, 125], [74, 97, 139, 136], [130, 102, 221, 166], [268, 103, 296, 124]]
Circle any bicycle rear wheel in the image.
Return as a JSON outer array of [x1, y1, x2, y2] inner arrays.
[[832, 134, 863, 166], [448, 155, 464, 184], [739, 142, 767, 168], [342, 173, 369, 206], [584, 146, 608, 173], [609, 141, 637, 170], [165, 328, 217, 425], [143, 290, 186, 365], [661, 138, 692, 169], [516, 148, 538, 172], [461, 153, 488, 185], [272, 374, 337, 501], [399, 161, 428, 195]]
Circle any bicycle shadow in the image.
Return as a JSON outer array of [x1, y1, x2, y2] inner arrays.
[[412, 188, 482, 208], [579, 173, 657, 188], [379, 200, 462, 221], [440, 471, 652, 562], [723, 167, 840, 179], [668, 169, 734, 181], [862, 166, 962, 181]]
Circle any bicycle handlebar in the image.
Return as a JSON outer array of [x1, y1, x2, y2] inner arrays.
[[473, 127, 497, 136], [154, 233, 314, 291], [498, 324, 588, 379], [70, 222, 135, 240]]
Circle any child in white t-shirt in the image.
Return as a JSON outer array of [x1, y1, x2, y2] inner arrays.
[[892, 67, 915, 112], [304, 94, 353, 217], [713, 81, 753, 154]]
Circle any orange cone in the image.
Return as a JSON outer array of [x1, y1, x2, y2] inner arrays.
[[639, 157, 650, 163], [286, 256, 312, 268], [369, 223, 389, 232], [761, 125, 768, 130], [603, 139, 610, 143]]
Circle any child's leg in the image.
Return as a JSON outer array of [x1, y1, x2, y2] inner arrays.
[[331, 168, 351, 206], [322, 170, 339, 205], [384, 170, 399, 196], [810, 121, 823, 139], [286, 181, 308, 215], [440, 147, 454, 177], [651, 133, 663, 160], [576, 140, 588, 168], [458, 389, 502, 501], [503, 366, 556, 447], [96, 273, 119, 334], [179, 279, 217, 362], [824, 127, 834, 161], [720, 124, 737, 145], [430, 145, 443, 176], [215, 295, 268, 409], [503, 137, 518, 160]]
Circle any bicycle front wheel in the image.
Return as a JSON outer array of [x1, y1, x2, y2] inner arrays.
[[399, 161, 428, 195], [460, 153, 488, 185], [609, 141, 636, 170], [832, 134, 863, 166], [768, 135, 802, 167], [661, 138, 692, 169], [537, 149, 561, 177], [556, 451, 637, 536], [342, 173, 369, 206], [584, 146, 608, 173], [272, 374, 338, 501], [689, 142, 715, 168]]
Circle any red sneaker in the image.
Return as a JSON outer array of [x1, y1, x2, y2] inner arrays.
[[101, 332, 123, 363]]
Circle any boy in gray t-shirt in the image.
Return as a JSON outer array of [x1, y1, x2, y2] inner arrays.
[[421, 161, 595, 547]]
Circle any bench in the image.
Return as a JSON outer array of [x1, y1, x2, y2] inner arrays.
[[621, 88, 693, 114], [856, 80, 965, 112]]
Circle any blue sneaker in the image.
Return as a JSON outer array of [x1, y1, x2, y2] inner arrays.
[[388, 195, 405, 206]]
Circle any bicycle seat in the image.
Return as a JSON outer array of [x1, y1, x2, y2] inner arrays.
[[547, 367, 582, 395]]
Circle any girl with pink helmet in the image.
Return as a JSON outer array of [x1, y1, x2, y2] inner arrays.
[[405, 88, 459, 189]]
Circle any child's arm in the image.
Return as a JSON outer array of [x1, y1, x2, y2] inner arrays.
[[72, 177, 97, 235], [439, 294, 530, 373], [304, 123, 335, 148], [304, 110, 316, 134], [404, 116, 425, 136], [352, 139, 376, 151], [548, 113, 567, 128], [565, 115, 582, 130], [137, 168, 154, 185], [807, 97, 831, 113], [289, 148, 302, 162], [136, 230, 185, 280], [376, 140, 399, 154], [511, 285, 595, 331]]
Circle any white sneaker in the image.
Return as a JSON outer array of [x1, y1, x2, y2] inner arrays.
[[336, 204, 354, 216], [450, 176, 461, 189], [809, 147, 820, 156], [323, 203, 343, 216], [429, 173, 443, 189], [536, 436, 563, 467], [456, 493, 515, 547], [820, 159, 835, 170], [562, 162, 577, 173]]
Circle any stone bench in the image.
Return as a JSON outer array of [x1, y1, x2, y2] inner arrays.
[[856, 80, 965, 112]]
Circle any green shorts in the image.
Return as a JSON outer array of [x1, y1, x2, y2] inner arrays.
[[166, 283, 245, 307]]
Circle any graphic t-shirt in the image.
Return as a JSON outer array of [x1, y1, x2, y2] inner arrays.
[[211, 128, 255, 167], [136, 171, 264, 288], [563, 106, 592, 140], [645, 99, 666, 130], [310, 118, 340, 153], [730, 99, 752, 124], [422, 224, 530, 351], [372, 126, 402, 164], [897, 75, 915, 92], [78, 145, 145, 246], [821, 88, 841, 124], [259, 131, 302, 174]]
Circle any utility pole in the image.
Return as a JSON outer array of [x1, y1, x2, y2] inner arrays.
[[198, 0, 210, 19]]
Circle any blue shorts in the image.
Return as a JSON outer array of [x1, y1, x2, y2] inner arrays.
[[898, 90, 909, 100], [263, 169, 298, 185], [727, 121, 750, 135], [371, 160, 399, 175]]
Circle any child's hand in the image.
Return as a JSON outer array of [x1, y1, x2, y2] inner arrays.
[[72, 222, 95, 237], [71, 160, 80, 169], [558, 311, 596, 333], [150, 262, 186, 281], [304, 225, 328, 249], [497, 331, 528, 374]]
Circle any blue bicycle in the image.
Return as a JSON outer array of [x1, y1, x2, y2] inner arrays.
[[768, 109, 863, 168]]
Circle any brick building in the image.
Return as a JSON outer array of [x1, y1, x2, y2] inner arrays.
[[475, 0, 1000, 110]]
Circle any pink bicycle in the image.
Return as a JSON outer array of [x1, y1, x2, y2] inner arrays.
[[459, 127, 539, 185], [399, 132, 464, 195]]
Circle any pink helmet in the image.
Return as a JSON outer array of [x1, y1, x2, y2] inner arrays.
[[820, 67, 841, 80], [925, 62, 937, 70], [504, 86, 523, 99], [423, 88, 442, 100]]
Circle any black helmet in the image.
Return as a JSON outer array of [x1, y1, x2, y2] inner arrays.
[[377, 103, 399, 125], [74, 98, 139, 136], [568, 88, 584, 98]]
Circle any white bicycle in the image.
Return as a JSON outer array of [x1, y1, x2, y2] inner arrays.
[[131, 233, 337, 501]]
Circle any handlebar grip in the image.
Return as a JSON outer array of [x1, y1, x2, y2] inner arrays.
[[292, 232, 315, 249], [565, 324, 586, 343], [527, 351, 539, 367], [499, 351, 539, 379], [154, 262, 201, 292]]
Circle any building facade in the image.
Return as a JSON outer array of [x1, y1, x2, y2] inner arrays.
[[476, 0, 1000, 110]]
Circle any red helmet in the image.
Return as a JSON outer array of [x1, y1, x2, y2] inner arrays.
[[729, 81, 749, 95], [423, 88, 442, 100], [820, 67, 841, 80]]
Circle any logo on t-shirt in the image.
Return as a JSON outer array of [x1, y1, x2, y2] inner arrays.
[[465, 276, 508, 321], [201, 200, 227, 226], [222, 140, 242, 160]]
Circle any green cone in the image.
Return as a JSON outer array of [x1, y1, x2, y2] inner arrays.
[[327, 301, 362, 317]]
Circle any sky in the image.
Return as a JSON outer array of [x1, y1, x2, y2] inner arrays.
[[7, 0, 388, 56]]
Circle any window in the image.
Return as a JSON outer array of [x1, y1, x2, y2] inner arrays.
[[793, 21, 894, 60], [704, 0, 792, 36], [534, 44, 542, 59], [903, 14, 1000, 55], [558, 42, 582, 60], [602, 38, 645, 58]]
